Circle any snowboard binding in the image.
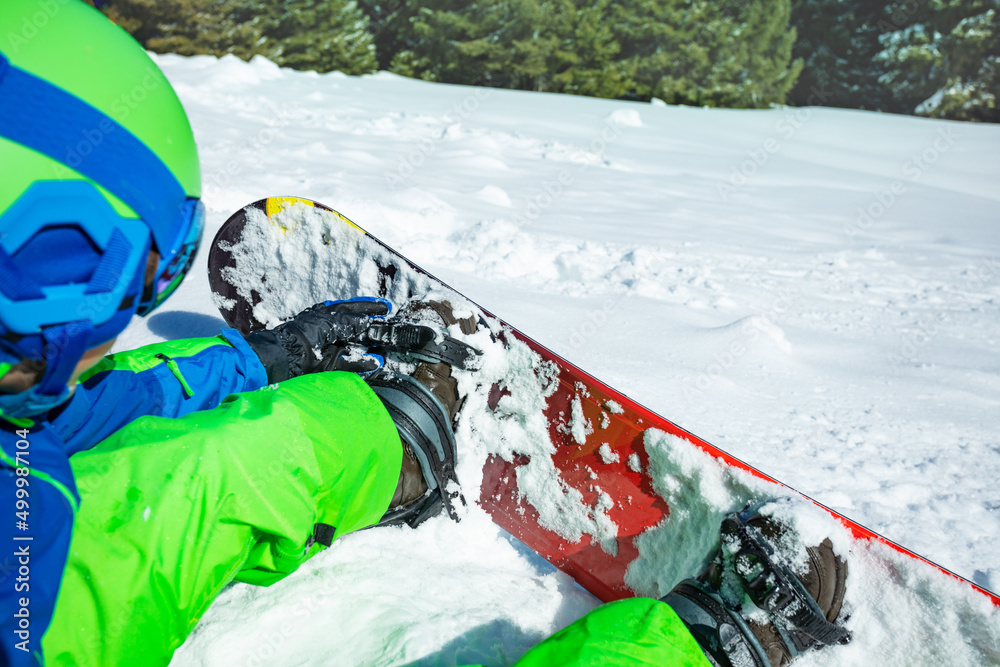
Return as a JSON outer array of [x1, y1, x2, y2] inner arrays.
[[369, 301, 480, 528], [370, 373, 465, 527], [663, 507, 850, 667]]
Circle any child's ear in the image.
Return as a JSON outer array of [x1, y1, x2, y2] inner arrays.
[[0, 359, 46, 394]]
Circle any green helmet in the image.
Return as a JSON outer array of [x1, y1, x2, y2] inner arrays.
[[0, 0, 205, 417]]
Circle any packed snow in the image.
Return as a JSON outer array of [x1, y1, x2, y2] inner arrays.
[[107, 53, 1000, 665]]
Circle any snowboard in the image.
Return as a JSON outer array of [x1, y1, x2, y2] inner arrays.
[[207, 197, 1000, 660]]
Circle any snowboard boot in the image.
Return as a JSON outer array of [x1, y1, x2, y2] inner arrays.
[[661, 509, 850, 667]]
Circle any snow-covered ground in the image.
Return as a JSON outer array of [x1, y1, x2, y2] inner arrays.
[[119, 54, 999, 665]]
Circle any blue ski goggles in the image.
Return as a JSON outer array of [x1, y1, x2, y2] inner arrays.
[[0, 181, 205, 335], [0, 51, 204, 330], [0, 49, 204, 399]]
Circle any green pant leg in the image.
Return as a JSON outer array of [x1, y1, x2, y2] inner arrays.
[[511, 598, 711, 667], [42, 372, 401, 667]]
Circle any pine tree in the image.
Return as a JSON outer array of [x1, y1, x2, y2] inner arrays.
[[356, 0, 408, 70], [788, 0, 999, 121], [610, 0, 700, 103], [381, 0, 505, 85], [377, 0, 624, 95], [254, 0, 377, 74], [929, 1, 999, 121], [788, 0, 892, 111], [878, 0, 999, 121], [100, 0, 201, 48], [102, 0, 378, 75], [543, 0, 627, 98], [874, 0, 947, 113], [612, 0, 801, 108], [715, 0, 803, 107]]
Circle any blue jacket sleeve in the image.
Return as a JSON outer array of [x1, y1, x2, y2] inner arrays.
[[50, 329, 268, 458], [0, 330, 265, 667], [0, 424, 78, 667]]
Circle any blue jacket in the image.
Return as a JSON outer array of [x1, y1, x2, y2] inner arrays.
[[0, 330, 267, 666]]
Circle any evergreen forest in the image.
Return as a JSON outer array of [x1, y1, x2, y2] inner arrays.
[[98, 0, 1000, 122]]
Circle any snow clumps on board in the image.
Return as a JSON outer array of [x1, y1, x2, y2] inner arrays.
[[219, 201, 620, 554]]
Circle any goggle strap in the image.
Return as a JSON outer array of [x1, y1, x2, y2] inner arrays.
[[37, 321, 91, 396], [84, 227, 133, 295]]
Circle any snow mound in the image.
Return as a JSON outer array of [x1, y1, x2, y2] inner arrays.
[[476, 185, 513, 208], [606, 108, 643, 127]]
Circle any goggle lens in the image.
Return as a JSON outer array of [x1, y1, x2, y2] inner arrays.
[[138, 198, 205, 316]]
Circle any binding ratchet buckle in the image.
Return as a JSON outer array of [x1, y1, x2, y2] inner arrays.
[[722, 511, 851, 654]]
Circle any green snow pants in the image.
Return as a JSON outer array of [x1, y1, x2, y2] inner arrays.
[[509, 597, 711, 667], [42, 372, 401, 666]]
